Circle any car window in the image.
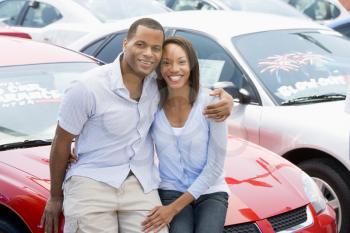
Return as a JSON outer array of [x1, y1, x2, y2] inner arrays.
[[0, 0, 26, 26], [95, 33, 126, 63], [198, 1, 217, 10], [175, 30, 258, 103], [22, 2, 62, 28], [233, 30, 350, 105], [289, 0, 340, 20], [82, 37, 107, 56], [335, 25, 350, 38], [167, 0, 216, 10]]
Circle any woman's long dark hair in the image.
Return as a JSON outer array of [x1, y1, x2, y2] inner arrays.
[[157, 36, 200, 108]]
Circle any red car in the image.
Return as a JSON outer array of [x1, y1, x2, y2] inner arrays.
[[0, 37, 336, 233]]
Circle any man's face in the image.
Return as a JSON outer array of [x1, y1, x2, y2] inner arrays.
[[123, 25, 164, 78]]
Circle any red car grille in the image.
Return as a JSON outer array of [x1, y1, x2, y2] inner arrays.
[[268, 206, 307, 232], [224, 205, 307, 233], [224, 222, 260, 233]]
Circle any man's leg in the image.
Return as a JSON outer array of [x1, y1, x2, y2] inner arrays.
[[117, 175, 169, 233], [63, 176, 119, 233], [193, 192, 228, 233]]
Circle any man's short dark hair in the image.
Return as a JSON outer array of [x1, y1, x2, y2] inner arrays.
[[127, 18, 165, 40]]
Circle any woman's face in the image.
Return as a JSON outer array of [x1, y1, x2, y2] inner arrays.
[[160, 43, 190, 90]]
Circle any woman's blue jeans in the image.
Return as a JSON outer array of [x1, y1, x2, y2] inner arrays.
[[159, 189, 228, 233]]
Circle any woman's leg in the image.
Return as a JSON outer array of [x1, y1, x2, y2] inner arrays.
[[159, 189, 194, 233], [194, 192, 228, 233]]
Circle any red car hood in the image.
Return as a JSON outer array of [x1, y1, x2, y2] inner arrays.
[[0, 140, 308, 226], [223, 137, 308, 225], [0, 146, 51, 180]]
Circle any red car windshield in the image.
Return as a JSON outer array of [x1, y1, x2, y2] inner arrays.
[[0, 62, 97, 145]]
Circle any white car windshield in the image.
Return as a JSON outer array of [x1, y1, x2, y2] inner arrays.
[[73, 0, 169, 22], [233, 30, 350, 105]]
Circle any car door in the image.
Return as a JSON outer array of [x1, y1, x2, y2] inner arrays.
[[173, 30, 263, 148]]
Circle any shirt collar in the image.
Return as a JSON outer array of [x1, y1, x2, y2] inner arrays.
[[110, 53, 157, 92]]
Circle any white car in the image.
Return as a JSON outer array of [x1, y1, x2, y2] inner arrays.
[[70, 11, 350, 233], [157, 0, 309, 19], [281, 0, 349, 24], [0, 0, 169, 46]]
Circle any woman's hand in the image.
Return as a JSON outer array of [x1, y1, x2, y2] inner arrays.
[[142, 205, 177, 233], [204, 88, 233, 122]]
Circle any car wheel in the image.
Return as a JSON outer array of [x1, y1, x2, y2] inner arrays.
[[0, 219, 24, 233], [299, 159, 350, 233]]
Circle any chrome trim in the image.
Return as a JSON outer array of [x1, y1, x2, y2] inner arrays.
[[255, 223, 263, 233], [277, 205, 313, 233]]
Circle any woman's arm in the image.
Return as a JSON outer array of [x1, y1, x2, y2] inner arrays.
[[187, 116, 227, 199]]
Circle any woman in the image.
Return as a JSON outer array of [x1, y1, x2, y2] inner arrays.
[[142, 36, 229, 233]]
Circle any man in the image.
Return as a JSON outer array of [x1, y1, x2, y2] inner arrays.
[[41, 18, 233, 233]]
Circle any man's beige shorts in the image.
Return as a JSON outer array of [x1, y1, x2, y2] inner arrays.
[[63, 175, 169, 233]]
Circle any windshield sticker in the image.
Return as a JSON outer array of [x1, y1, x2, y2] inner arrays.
[[198, 59, 225, 87], [275, 75, 347, 97], [0, 82, 61, 108], [258, 52, 333, 74]]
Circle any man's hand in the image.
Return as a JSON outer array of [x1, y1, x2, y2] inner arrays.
[[40, 125, 75, 233], [204, 88, 233, 122], [40, 196, 63, 233], [67, 147, 78, 169], [142, 205, 176, 233]]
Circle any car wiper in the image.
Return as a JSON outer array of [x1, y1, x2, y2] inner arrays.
[[281, 94, 346, 106], [0, 126, 28, 137], [0, 139, 52, 151]]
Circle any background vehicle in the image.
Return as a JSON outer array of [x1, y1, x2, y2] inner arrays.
[[281, 0, 349, 23], [0, 36, 101, 233], [0, 36, 336, 233], [70, 11, 350, 233], [0, 0, 170, 46], [157, 0, 309, 19]]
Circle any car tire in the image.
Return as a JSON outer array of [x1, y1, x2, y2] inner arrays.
[[299, 158, 350, 233], [0, 219, 24, 233]]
